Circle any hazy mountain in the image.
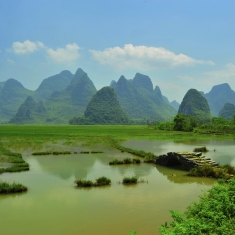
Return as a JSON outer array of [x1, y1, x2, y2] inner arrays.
[[110, 80, 117, 88], [9, 96, 47, 124], [178, 89, 211, 122], [44, 68, 97, 123], [112, 73, 176, 120], [218, 103, 235, 120], [34, 70, 73, 101], [204, 83, 235, 116], [171, 100, 180, 111], [0, 78, 34, 123], [83, 86, 128, 124], [0, 81, 6, 94]]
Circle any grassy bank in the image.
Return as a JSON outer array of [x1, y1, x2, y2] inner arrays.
[[0, 125, 233, 151], [0, 181, 28, 194]]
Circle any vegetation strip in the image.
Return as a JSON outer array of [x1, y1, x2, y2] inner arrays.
[[160, 179, 235, 234], [109, 138, 157, 163], [0, 181, 28, 194], [74, 176, 111, 187], [32, 151, 71, 155], [109, 158, 141, 165], [0, 143, 29, 174]]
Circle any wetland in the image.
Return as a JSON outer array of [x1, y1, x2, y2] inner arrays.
[[0, 126, 234, 235]]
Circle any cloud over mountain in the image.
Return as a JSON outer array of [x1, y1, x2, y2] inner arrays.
[[12, 40, 44, 54], [90, 44, 214, 70], [47, 43, 80, 63]]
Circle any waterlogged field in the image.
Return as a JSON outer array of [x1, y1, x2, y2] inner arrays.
[[0, 126, 234, 235]]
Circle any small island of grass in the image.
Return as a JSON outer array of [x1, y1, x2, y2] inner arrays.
[[0, 181, 28, 194], [74, 176, 111, 187], [109, 158, 141, 165]]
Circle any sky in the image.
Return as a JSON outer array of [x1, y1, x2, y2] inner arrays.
[[1, 0, 235, 103]]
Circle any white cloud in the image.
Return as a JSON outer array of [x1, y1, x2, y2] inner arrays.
[[90, 44, 214, 70], [47, 43, 80, 63], [7, 59, 14, 64], [12, 40, 44, 54]]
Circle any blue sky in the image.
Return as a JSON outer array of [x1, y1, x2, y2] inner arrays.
[[1, 0, 235, 102]]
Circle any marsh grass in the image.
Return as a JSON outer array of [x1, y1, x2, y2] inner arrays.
[[188, 164, 235, 179], [91, 151, 103, 153], [32, 151, 71, 155], [122, 176, 138, 184], [109, 158, 141, 165], [80, 151, 89, 154], [75, 176, 111, 187], [0, 181, 28, 194], [193, 146, 209, 152], [0, 143, 29, 174]]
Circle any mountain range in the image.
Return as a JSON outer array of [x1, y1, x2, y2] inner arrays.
[[1, 68, 235, 124]]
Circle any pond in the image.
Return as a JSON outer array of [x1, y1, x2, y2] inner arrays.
[[1, 139, 234, 235]]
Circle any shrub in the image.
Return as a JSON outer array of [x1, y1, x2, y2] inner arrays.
[[95, 177, 111, 186], [0, 181, 28, 194], [193, 146, 208, 152], [123, 176, 138, 184], [123, 158, 132, 164]]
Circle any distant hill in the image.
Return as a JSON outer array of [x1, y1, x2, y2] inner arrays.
[[112, 73, 176, 120], [34, 70, 73, 101], [178, 89, 211, 122], [204, 83, 235, 116], [78, 87, 128, 124], [9, 96, 47, 124], [44, 68, 97, 123], [171, 100, 180, 111], [0, 78, 33, 123], [0, 81, 6, 94], [218, 103, 235, 120]]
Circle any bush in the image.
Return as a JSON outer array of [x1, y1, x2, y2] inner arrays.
[[95, 177, 111, 186], [74, 176, 111, 187], [193, 146, 208, 152], [160, 179, 235, 234], [0, 181, 28, 194], [123, 176, 138, 184]]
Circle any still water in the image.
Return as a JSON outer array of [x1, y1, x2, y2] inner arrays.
[[1, 139, 234, 235]]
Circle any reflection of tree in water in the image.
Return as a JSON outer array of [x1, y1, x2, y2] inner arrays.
[[156, 165, 215, 186], [0, 192, 27, 204]]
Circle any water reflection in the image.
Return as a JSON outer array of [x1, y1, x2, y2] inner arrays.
[[156, 165, 215, 185], [123, 139, 235, 166]]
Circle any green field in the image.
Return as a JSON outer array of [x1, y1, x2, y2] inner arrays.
[[0, 125, 233, 150]]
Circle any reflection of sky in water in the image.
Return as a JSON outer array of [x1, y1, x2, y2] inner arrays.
[[123, 139, 235, 166]]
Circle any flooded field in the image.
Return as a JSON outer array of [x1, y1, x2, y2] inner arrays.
[[1, 139, 233, 235]]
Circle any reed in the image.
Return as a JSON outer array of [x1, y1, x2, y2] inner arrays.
[[0, 181, 28, 194]]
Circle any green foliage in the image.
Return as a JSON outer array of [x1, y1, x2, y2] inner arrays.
[[194, 117, 235, 134], [188, 165, 235, 179], [0, 181, 28, 194], [122, 176, 138, 184], [109, 158, 141, 165], [109, 138, 157, 162], [173, 114, 199, 132], [218, 103, 235, 120], [160, 179, 235, 234], [193, 146, 208, 152], [32, 151, 71, 155], [178, 89, 211, 123], [74, 176, 111, 187]]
